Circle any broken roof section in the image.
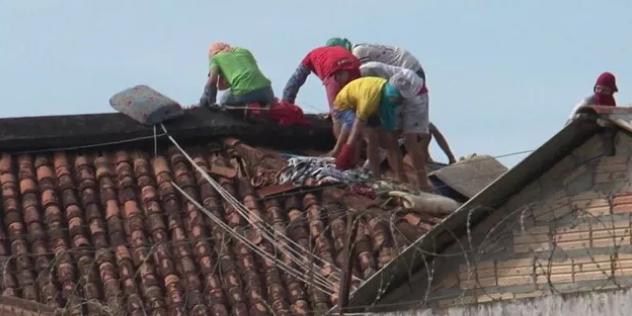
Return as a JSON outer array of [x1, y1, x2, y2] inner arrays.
[[346, 106, 632, 312]]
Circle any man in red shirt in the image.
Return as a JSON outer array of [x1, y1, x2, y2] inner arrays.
[[282, 38, 360, 137]]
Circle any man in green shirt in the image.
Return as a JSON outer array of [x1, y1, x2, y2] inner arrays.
[[200, 42, 275, 107]]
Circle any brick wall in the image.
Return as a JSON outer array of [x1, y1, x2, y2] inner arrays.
[[392, 131, 632, 311]]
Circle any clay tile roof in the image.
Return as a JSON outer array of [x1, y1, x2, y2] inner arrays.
[[0, 110, 462, 315], [0, 138, 453, 315]]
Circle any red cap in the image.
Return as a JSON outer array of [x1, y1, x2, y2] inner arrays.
[[595, 72, 618, 92]]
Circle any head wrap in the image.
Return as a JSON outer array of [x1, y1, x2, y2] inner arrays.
[[593, 94, 616, 106], [389, 69, 424, 99], [594, 72, 618, 92], [208, 42, 233, 58], [325, 37, 352, 51], [378, 83, 403, 131]]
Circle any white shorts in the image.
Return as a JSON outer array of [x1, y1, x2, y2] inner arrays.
[[396, 93, 429, 134]]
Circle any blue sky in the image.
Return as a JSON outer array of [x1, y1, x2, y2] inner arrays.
[[1, 1, 630, 165]]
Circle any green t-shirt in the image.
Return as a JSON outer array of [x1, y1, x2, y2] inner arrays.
[[209, 48, 271, 96]]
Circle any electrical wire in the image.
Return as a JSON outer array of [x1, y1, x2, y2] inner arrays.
[[171, 181, 337, 296], [161, 124, 351, 288]]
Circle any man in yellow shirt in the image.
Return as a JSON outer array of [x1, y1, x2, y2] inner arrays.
[[332, 76, 406, 182]]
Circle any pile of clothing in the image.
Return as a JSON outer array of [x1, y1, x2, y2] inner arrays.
[[276, 156, 371, 186]]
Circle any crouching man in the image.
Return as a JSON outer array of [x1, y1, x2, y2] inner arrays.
[[331, 76, 406, 183], [200, 42, 274, 107]]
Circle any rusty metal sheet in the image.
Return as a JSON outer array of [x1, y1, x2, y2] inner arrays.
[[429, 155, 507, 199]]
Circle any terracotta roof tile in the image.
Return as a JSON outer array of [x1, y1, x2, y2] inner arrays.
[[0, 140, 449, 314]]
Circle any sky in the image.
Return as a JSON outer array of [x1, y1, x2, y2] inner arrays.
[[1, 0, 631, 166]]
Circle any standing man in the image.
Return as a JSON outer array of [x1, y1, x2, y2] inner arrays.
[[282, 38, 361, 137], [332, 76, 407, 183], [200, 42, 274, 107]]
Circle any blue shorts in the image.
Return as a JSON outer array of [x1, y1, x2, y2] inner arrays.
[[333, 109, 356, 130]]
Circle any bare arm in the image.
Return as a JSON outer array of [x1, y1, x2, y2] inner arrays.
[[429, 123, 456, 164]]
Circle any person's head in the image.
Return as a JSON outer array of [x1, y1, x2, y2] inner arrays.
[[208, 42, 233, 58], [389, 69, 424, 99], [325, 37, 352, 51], [594, 72, 618, 96]]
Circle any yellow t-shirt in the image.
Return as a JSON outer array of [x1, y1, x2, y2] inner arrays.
[[333, 77, 386, 120]]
